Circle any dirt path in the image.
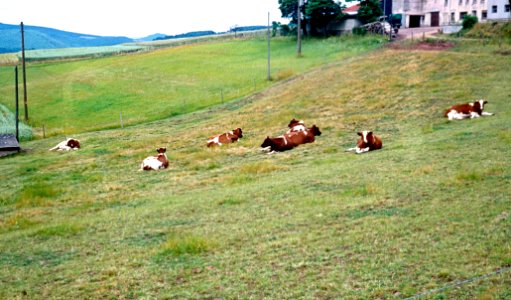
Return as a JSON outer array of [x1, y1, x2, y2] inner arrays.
[[395, 27, 441, 41]]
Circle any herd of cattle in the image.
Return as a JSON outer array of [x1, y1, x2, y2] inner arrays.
[[48, 99, 494, 171]]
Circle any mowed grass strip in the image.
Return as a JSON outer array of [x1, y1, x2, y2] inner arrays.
[[0, 38, 510, 299]]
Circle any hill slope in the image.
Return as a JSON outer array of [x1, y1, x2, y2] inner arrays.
[[0, 23, 133, 53], [0, 35, 384, 137], [0, 39, 510, 299]]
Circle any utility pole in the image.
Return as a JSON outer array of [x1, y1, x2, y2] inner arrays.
[[297, 0, 303, 56], [15, 66, 19, 142], [20, 22, 28, 121], [267, 12, 271, 81]]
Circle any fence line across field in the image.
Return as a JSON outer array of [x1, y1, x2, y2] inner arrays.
[[405, 266, 511, 299]]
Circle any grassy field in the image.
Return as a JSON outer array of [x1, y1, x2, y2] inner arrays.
[[0, 35, 384, 138], [1, 35, 511, 299], [0, 104, 32, 140], [20, 45, 147, 61]]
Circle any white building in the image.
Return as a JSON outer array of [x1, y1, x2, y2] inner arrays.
[[393, 0, 510, 28], [487, 0, 511, 20]]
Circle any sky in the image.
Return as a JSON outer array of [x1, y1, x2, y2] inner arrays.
[[1, 0, 288, 38]]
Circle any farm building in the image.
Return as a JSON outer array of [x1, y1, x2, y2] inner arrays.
[[327, 4, 363, 35], [393, 0, 510, 29]]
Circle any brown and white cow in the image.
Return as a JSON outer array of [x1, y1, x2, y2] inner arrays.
[[140, 147, 169, 171], [287, 118, 307, 133], [49, 138, 81, 151], [207, 128, 243, 147], [346, 131, 382, 154], [261, 125, 322, 153], [444, 99, 494, 120]]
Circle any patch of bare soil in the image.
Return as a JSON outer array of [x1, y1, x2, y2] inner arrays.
[[388, 41, 455, 51]]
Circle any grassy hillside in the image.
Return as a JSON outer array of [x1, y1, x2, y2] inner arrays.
[[0, 37, 510, 299], [0, 35, 384, 137]]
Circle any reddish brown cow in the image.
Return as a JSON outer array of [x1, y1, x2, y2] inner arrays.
[[346, 131, 382, 154], [261, 125, 321, 153], [207, 128, 243, 147], [140, 147, 169, 171], [444, 99, 494, 120]]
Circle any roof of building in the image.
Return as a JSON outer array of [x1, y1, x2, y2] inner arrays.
[[342, 4, 360, 15]]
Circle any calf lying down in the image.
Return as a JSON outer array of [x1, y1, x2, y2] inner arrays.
[[207, 128, 243, 147], [140, 147, 169, 171], [49, 138, 81, 151], [445, 99, 494, 120], [346, 131, 382, 154]]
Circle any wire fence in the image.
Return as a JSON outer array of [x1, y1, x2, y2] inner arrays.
[[405, 266, 511, 299]]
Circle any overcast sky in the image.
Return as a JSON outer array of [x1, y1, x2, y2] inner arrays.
[[2, 0, 287, 38]]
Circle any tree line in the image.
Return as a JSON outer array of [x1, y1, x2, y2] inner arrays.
[[276, 0, 384, 36]]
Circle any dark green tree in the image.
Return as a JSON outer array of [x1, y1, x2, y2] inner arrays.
[[357, 0, 383, 24], [278, 0, 301, 24], [462, 15, 478, 30], [305, 0, 343, 36], [278, 0, 343, 36]]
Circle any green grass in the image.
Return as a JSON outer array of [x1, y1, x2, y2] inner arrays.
[[0, 104, 32, 140], [0, 37, 510, 299], [0, 35, 384, 138]]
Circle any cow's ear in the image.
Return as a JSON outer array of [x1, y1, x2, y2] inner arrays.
[[367, 131, 373, 136], [484, 100, 488, 104], [357, 132, 362, 136]]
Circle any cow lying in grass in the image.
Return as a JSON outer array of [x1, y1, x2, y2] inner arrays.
[[49, 138, 81, 151], [140, 147, 169, 171], [207, 128, 243, 147], [444, 99, 494, 120], [261, 125, 321, 153], [346, 131, 382, 154]]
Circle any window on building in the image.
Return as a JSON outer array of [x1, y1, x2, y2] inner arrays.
[[472, 0, 476, 4], [460, 12, 468, 19], [480, 0, 485, 4], [459, 0, 463, 5], [465, 0, 469, 5], [451, 12, 455, 22], [492, 5, 497, 13], [482, 10, 487, 19], [444, 0, 448, 6], [472, 10, 477, 16], [505, 5, 510, 13]]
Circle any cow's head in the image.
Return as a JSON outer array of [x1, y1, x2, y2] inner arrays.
[[156, 147, 167, 154], [310, 125, 322, 136], [357, 131, 373, 146], [67, 138, 81, 149], [477, 99, 487, 110], [288, 118, 304, 128], [233, 128, 243, 138]]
